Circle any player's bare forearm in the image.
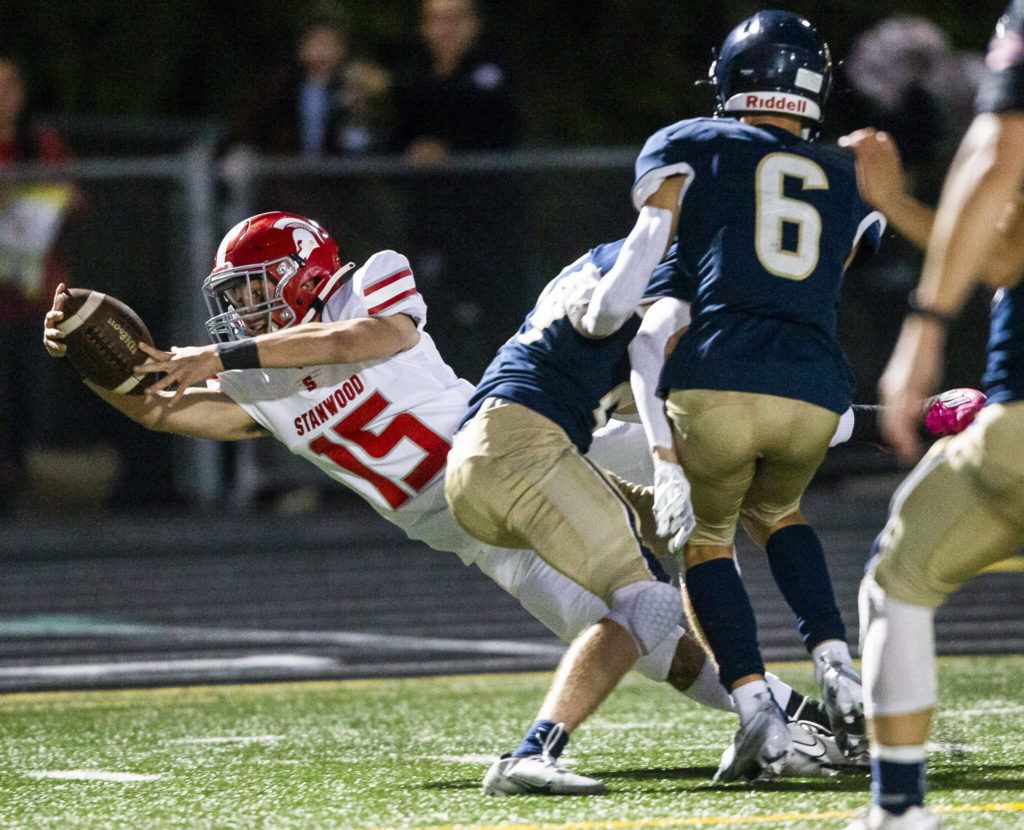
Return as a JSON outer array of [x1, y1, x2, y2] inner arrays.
[[85, 380, 264, 441], [981, 194, 1024, 289], [917, 113, 1024, 313], [253, 314, 419, 366], [140, 315, 420, 399], [840, 128, 935, 249], [878, 193, 935, 250]]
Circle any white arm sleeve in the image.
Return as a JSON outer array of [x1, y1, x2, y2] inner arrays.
[[579, 205, 675, 338], [628, 297, 691, 453]]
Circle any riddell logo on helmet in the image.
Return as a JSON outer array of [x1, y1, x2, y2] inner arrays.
[[724, 91, 819, 120], [745, 94, 808, 114]]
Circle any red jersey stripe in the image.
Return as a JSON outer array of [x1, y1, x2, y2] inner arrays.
[[365, 268, 413, 295], [368, 287, 419, 315]]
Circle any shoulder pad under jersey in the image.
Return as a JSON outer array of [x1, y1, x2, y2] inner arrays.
[[352, 250, 427, 327]]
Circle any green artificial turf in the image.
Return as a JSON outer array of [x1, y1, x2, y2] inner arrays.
[[0, 657, 1021, 829]]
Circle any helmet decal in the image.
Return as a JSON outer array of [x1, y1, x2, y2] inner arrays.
[[272, 215, 328, 262]]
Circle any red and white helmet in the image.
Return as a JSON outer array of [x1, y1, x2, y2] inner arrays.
[[203, 211, 355, 341]]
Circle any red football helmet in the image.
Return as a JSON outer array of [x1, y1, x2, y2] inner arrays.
[[203, 211, 355, 341]]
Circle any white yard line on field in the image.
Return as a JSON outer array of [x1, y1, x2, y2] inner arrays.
[[23, 770, 162, 782], [0, 614, 566, 657], [167, 735, 285, 745], [0, 654, 338, 681]]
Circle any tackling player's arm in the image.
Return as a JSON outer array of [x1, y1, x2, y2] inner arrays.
[[627, 297, 689, 465], [864, 113, 1024, 457], [139, 313, 420, 398], [841, 128, 935, 250], [579, 175, 688, 338], [842, 125, 1024, 288], [628, 296, 695, 551]]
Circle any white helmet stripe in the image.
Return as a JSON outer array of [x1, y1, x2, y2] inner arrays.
[[215, 218, 249, 268]]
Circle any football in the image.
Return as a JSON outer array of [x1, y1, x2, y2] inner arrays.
[[55, 288, 158, 394]]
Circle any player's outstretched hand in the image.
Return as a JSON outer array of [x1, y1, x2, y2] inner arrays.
[[43, 283, 68, 357], [136, 341, 222, 400], [924, 388, 986, 436], [653, 460, 696, 554], [839, 128, 905, 213]]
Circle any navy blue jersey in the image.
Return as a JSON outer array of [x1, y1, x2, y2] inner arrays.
[[977, 5, 1024, 405], [976, 0, 1024, 113], [464, 256, 641, 453], [983, 282, 1024, 404], [639, 117, 883, 413]]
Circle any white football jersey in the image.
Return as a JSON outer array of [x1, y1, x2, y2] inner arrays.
[[216, 250, 483, 562]]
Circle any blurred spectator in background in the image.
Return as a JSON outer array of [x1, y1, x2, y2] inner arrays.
[[842, 16, 985, 200], [0, 54, 77, 514], [833, 17, 989, 406], [386, 0, 527, 383], [224, 13, 390, 157], [390, 0, 521, 163]]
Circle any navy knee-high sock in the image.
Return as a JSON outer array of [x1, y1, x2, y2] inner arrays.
[[512, 719, 569, 759], [765, 524, 846, 651], [686, 558, 764, 689], [872, 755, 927, 815]]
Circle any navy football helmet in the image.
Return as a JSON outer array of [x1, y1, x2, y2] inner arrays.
[[709, 10, 832, 133]]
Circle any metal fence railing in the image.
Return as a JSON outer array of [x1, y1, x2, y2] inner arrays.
[[0, 145, 994, 513]]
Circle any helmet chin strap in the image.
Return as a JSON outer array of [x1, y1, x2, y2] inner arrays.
[[300, 262, 356, 324]]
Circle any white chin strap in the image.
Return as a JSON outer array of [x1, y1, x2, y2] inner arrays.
[[299, 262, 356, 325]]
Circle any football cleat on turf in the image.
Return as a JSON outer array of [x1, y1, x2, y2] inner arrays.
[[713, 691, 792, 783], [782, 719, 856, 777], [482, 723, 606, 796], [816, 656, 869, 765], [845, 804, 942, 829], [482, 754, 607, 796], [923, 388, 985, 436]]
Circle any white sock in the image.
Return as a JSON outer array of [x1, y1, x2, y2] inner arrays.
[[764, 672, 792, 711], [732, 679, 771, 723], [681, 656, 736, 713], [812, 640, 854, 673]]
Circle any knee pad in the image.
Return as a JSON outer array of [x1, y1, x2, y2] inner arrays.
[[858, 572, 937, 717], [607, 580, 683, 656], [633, 626, 684, 682]]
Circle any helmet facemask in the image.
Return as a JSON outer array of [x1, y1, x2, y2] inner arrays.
[[203, 211, 355, 343], [203, 255, 304, 342]]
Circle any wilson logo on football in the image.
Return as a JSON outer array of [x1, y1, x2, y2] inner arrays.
[[106, 316, 139, 355]]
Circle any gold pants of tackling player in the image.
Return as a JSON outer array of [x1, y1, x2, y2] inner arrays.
[[445, 400, 662, 606]]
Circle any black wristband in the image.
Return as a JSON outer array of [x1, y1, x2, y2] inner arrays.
[[906, 296, 956, 326], [218, 339, 261, 371]]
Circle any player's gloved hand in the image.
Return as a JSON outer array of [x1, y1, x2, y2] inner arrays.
[[653, 460, 695, 554], [560, 262, 602, 332], [924, 388, 986, 436]]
